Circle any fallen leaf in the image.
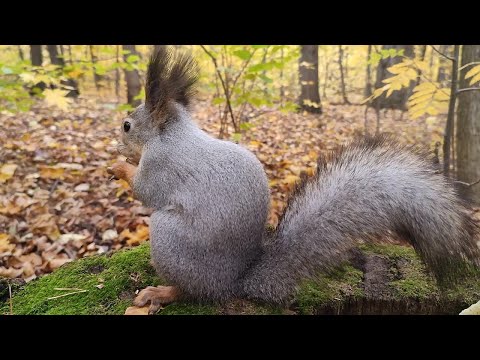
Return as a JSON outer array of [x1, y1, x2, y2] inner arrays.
[[124, 306, 150, 315], [0, 164, 17, 183], [0, 267, 24, 278], [120, 225, 149, 246], [58, 233, 87, 244], [39, 166, 65, 180], [74, 183, 90, 192], [102, 229, 118, 242], [48, 258, 73, 270], [0, 233, 14, 253]]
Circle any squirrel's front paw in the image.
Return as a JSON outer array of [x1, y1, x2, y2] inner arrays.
[[107, 161, 136, 183]]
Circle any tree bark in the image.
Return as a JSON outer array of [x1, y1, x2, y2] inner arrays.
[[372, 45, 415, 111], [338, 45, 350, 104], [30, 45, 43, 66], [437, 45, 452, 85], [365, 45, 373, 97], [122, 45, 142, 107], [17, 46, 24, 61], [443, 45, 460, 177], [47, 45, 65, 66], [456, 45, 480, 202], [89, 45, 103, 90], [46, 45, 79, 97], [115, 45, 120, 100], [298, 45, 321, 114]]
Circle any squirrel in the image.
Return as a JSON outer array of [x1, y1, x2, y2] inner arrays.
[[108, 46, 480, 314]]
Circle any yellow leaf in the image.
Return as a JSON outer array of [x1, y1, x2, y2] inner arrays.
[[39, 166, 65, 180], [0, 233, 14, 253], [19, 72, 35, 83], [43, 89, 72, 111], [465, 64, 480, 80], [0, 163, 17, 183], [120, 225, 149, 246], [469, 72, 480, 86], [283, 175, 300, 185]]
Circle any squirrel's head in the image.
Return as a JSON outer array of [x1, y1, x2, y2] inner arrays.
[[117, 46, 199, 164]]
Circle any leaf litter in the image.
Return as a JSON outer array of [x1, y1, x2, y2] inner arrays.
[[0, 97, 447, 283]]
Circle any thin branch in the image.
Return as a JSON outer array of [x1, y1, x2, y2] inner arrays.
[[430, 45, 454, 61], [47, 289, 88, 300], [456, 87, 480, 95], [231, 48, 258, 90], [200, 45, 237, 130], [459, 61, 480, 71], [454, 178, 480, 188]]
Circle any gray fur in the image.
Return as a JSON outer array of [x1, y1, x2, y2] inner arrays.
[[117, 48, 480, 306], [123, 104, 269, 302], [241, 136, 480, 304]]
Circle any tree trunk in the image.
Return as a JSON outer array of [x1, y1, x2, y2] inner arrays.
[[115, 45, 120, 101], [443, 45, 460, 177], [29, 45, 46, 94], [371, 45, 415, 111], [30, 45, 43, 66], [437, 45, 452, 85], [456, 45, 480, 202], [365, 45, 373, 97], [47, 45, 79, 98], [47, 45, 65, 66], [338, 45, 350, 104], [298, 45, 321, 114], [122, 45, 142, 107], [17, 46, 24, 61], [416, 45, 427, 85], [89, 45, 103, 90], [67, 45, 73, 65], [279, 47, 284, 104]]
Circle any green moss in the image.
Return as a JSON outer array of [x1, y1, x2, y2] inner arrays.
[[296, 265, 364, 315], [1, 243, 161, 315], [359, 242, 418, 260], [3, 242, 479, 315]]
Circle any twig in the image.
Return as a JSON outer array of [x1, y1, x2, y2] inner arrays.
[[54, 287, 85, 291], [49, 179, 60, 197], [454, 178, 480, 188], [47, 289, 88, 300], [458, 61, 480, 71], [430, 45, 454, 61], [200, 45, 237, 130], [456, 87, 480, 95], [8, 282, 13, 315]]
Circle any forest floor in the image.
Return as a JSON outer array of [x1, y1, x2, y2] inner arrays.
[[0, 97, 447, 283]]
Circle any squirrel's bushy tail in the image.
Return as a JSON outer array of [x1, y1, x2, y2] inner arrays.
[[241, 135, 480, 304]]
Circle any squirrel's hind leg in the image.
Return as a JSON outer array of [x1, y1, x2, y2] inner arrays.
[[133, 286, 181, 314]]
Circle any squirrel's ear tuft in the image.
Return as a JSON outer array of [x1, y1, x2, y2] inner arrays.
[[145, 46, 199, 122]]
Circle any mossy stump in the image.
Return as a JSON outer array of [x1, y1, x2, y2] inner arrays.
[[1, 243, 479, 315]]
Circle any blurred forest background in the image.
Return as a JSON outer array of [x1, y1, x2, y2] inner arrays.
[[1, 44, 480, 283]]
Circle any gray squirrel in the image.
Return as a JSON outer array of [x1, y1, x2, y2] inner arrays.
[[108, 46, 480, 314]]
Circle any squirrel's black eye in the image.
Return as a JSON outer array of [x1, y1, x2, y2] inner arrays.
[[123, 121, 131, 132]]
